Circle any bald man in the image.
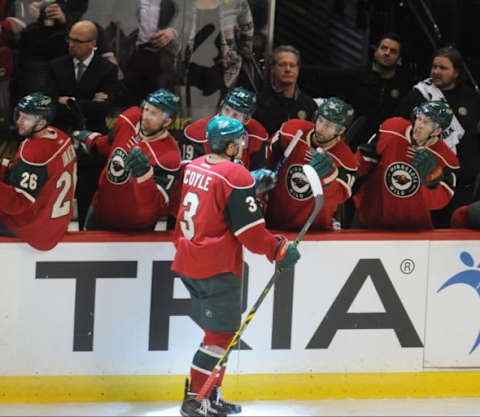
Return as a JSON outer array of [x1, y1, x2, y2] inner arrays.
[[47, 19, 120, 229]]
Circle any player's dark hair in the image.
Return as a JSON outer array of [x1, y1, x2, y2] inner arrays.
[[376, 32, 403, 54]]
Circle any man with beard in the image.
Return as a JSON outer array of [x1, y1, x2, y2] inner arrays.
[[0, 93, 77, 250], [395, 46, 480, 227], [354, 101, 459, 229], [73, 89, 181, 230], [263, 97, 358, 230]]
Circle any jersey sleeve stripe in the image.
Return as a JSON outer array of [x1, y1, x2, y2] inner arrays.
[[156, 183, 170, 205], [14, 187, 35, 203], [119, 113, 138, 132], [234, 218, 265, 236]]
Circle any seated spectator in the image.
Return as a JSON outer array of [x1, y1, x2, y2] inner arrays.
[[0, 92, 77, 250], [179, 87, 268, 170], [319, 33, 414, 152], [253, 45, 317, 136], [263, 97, 357, 230], [354, 101, 459, 229], [395, 46, 480, 227], [73, 89, 181, 231], [15, 0, 87, 96], [46, 19, 120, 229]]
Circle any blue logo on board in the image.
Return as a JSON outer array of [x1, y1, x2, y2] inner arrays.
[[437, 251, 480, 354]]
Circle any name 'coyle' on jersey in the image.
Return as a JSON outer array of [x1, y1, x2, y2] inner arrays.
[[266, 119, 357, 230], [92, 106, 181, 229], [172, 155, 282, 279], [0, 127, 77, 250]]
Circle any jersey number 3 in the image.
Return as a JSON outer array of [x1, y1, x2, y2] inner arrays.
[[180, 191, 199, 240]]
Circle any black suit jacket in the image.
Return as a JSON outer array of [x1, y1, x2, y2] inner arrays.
[[47, 51, 119, 133]]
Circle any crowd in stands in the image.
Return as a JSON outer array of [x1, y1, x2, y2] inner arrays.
[[0, 0, 480, 253]]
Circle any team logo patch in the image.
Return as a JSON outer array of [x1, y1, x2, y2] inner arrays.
[[384, 162, 420, 198], [286, 164, 312, 200], [106, 147, 130, 184]]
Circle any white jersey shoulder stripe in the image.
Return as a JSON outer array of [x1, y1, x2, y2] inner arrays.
[[20, 137, 72, 166]]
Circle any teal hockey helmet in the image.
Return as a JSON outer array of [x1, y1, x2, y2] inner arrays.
[[206, 116, 245, 153]]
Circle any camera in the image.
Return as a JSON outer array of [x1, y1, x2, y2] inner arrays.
[[37, 0, 56, 26]]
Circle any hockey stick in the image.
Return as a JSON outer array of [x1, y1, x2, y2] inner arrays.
[[273, 129, 302, 175], [195, 164, 324, 402]]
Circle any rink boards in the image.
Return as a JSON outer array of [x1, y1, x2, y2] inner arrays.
[[0, 230, 480, 401]]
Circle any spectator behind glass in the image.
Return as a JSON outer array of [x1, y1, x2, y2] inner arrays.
[[0, 92, 77, 250], [15, 0, 87, 96], [395, 46, 480, 227], [123, 0, 177, 106], [0, 3, 25, 141], [253, 45, 317, 136], [46, 19, 120, 230], [165, 0, 254, 120]]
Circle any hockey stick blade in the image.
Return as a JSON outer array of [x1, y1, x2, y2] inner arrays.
[[196, 164, 324, 403], [273, 129, 302, 175]]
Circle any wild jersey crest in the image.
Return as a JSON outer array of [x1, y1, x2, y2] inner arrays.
[[286, 164, 312, 200], [384, 162, 420, 198], [107, 147, 130, 184]]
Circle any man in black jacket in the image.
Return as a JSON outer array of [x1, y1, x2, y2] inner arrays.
[[47, 19, 119, 229]]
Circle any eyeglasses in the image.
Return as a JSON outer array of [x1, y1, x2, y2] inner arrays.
[[65, 36, 94, 44]]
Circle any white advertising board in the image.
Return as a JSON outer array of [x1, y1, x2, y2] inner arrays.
[[424, 241, 480, 367], [0, 238, 428, 376]]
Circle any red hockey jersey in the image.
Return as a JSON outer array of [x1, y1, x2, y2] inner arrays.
[[172, 155, 284, 279], [181, 115, 268, 169], [266, 119, 358, 230], [0, 127, 77, 250], [92, 106, 181, 229], [354, 117, 459, 228]]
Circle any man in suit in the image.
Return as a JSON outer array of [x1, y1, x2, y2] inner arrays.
[[47, 19, 120, 229], [47, 19, 119, 133]]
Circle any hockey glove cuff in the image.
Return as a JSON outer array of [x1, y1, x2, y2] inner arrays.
[[358, 142, 380, 163], [274, 235, 301, 270]]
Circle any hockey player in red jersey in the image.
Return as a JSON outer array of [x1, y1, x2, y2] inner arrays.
[[0, 93, 77, 250], [264, 97, 358, 230], [172, 116, 300, 417], [354, 100, 459, 228], [180, 87, 268, 170], [74, 89, 181, 230]]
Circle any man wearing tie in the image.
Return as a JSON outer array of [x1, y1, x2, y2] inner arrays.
[[47, 19, 119, 229]]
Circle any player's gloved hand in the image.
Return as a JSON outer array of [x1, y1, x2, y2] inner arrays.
[[309, 151, 335, 179], [251, 168, 278, 194], [125, 147, 151, 177], [412, 148, 436, 184], [358, 141, 380, 163], [277, 240, 301, 270], [72, 129, 100, 151]]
